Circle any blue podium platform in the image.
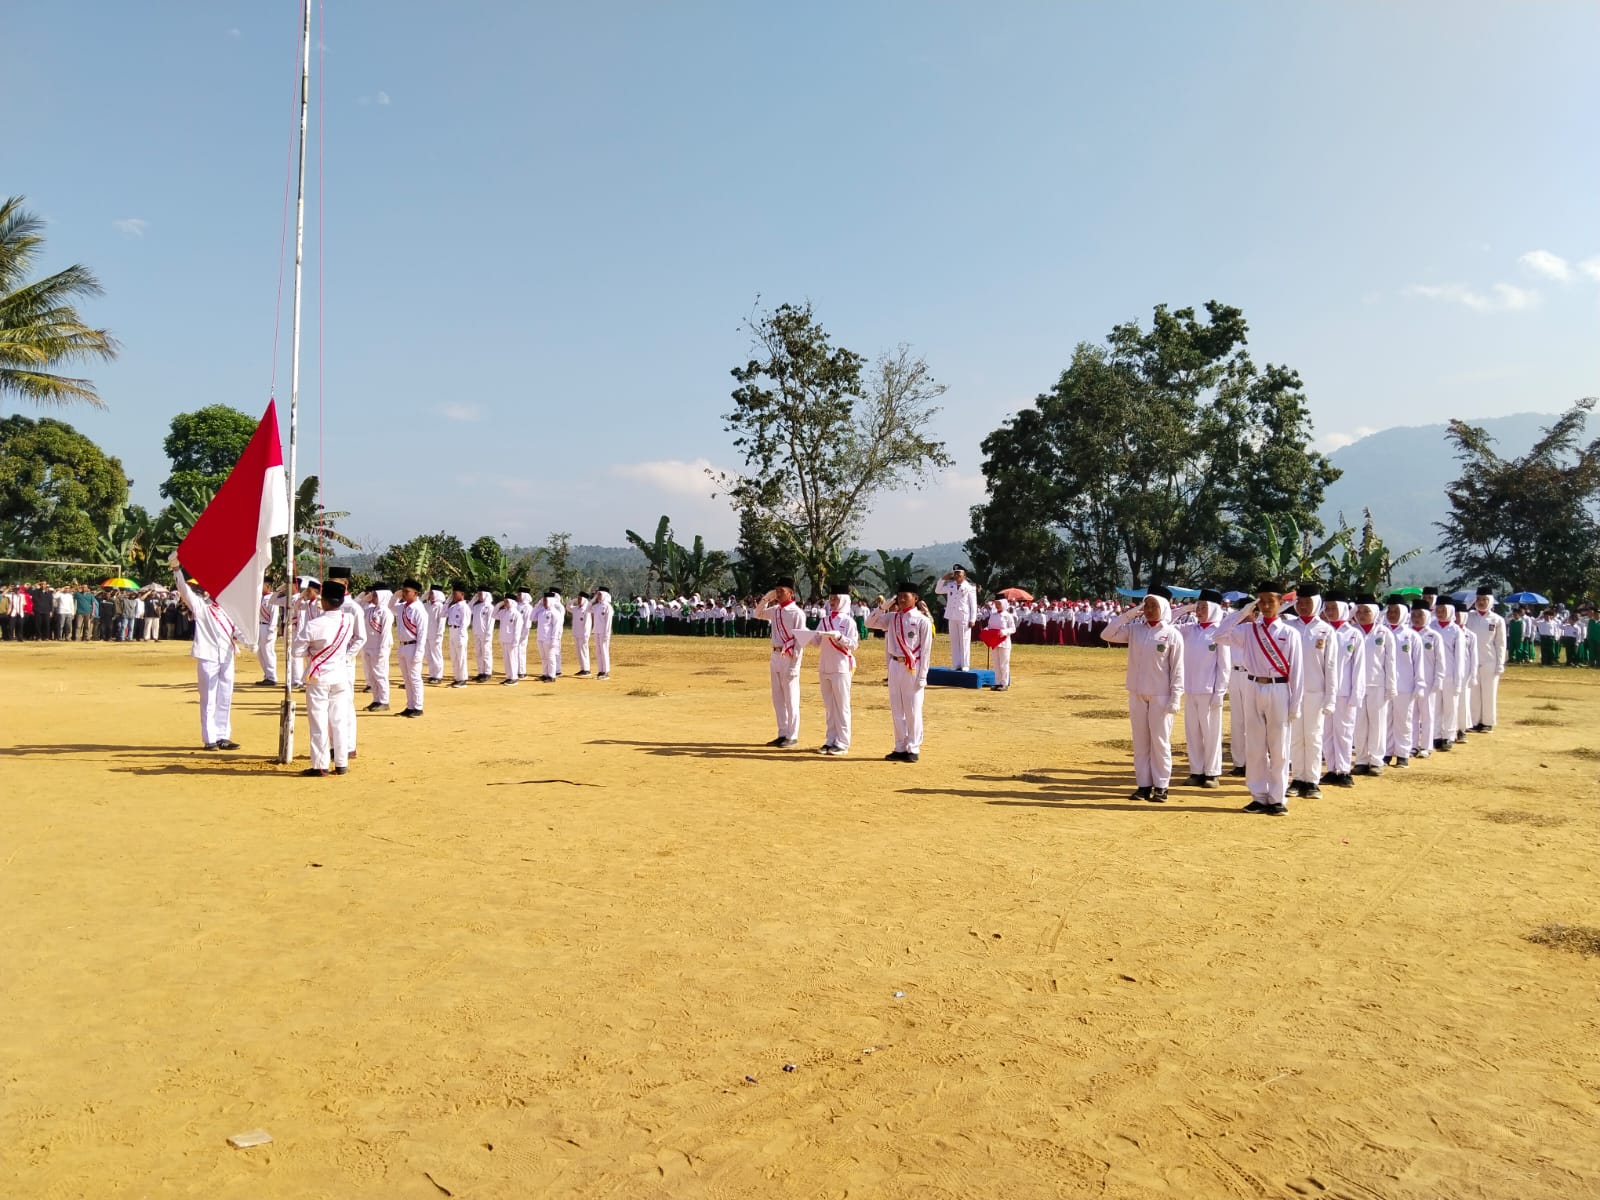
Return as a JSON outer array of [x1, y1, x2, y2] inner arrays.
[[927, 667, 996, 689]]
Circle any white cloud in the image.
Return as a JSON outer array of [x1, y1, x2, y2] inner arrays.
[[439, 402, 481, 422], [1313, 426, 1378, 454], [1518, 249, 1571, 282], [375, 90, 391, 106], [112, 217, 147, 238], [225, 27, 241, 38], [1403, 282, 1539, 313], [609, 458, 723, 498], [1579, 256, 1600, 283]]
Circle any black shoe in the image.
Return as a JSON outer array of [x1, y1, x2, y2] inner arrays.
[[200, 743, 219, 751], [427, 677, 443, 685], [1200, 776, 1220, 789], [820, 746, 846, 757], [1480, 725, 1493, 733], [778, 738, 798, 748], [474, 674, 490, 683], [1331, 772, 1355, 788], [597, 672, 609, 679], [539, 675, 555, 683], [576, 670, 592, 677], [400, 708, 423, 717], [1262, 802, 1289, 815], [884, 750, 908, 761], [1438, 739, 1453, 751], [1185, 774, 1206, 787], [1149, 788, 1168, 803], [1229, 765, 1247, 777], [766, 736, 788, 747], [1368, 763, 1385, 777], [1288, 780, 1305, 798], [1303, 783, 1323, 799], [1393, 756, 1409, 768], [1131, 786, 1152, 801], [903, 752, 919, 763], [450, 680, 468, 688], [501, 679, 519, 686], [1320, 770, 1335, 784], [1351, 764, 1372, 776], [364, 702, 387, 712], [216, 739, 240, 750], [254, 679, 276, 687], [301, 767, 328, 777], [1242, 799, 1268, 812], [1454, 733, 1467, 745]]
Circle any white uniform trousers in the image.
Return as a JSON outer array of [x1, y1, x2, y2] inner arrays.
[[886, 660, 925, 753], [344, 659, 361, 756], [820, 671, 853, 751], [1413, 688, 1438, 753], [1241, 679, 1292, 804], [1183, 692, 1224, 778], [426, 631, 445, 681], [196, 657, 234, 746], [1353, 695, 1390, 768], [1387, 693, 1417, 761], [948, 619, 972, 670], [306, 674, 352, 769], [474, 630, 493, 677], [572, 630, 592, 674], [1289, 693, 1327, 784], [518, 627, 532, 676], [539, 640, 560, 679], [289, 647, 307, 687], [1128, 693, 1176, 788], [1227, 667, 1250, 767], [992, 640, 1012, 688], [1434, 687, 1459, 742], [1469, 667, 1500, 728], [397, 642, 425, 711], [594, 632, 611, 675], [769, 651, 801, 740], [501, 636, 521, 682], [1322, 698, 1359, 775], [449, 631, 468, 683], [257, 625, 278, 682], [1456, 686, 1472, 738], [363, 642, 391, 706]]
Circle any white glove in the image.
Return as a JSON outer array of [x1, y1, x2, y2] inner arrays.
[[168, 551, 182, 570]]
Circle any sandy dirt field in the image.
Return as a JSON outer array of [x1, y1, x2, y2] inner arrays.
[[3, 634, 1597, 1199]]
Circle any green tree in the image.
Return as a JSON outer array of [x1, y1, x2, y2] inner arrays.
[[1436, 399, 1600, 598], [0, 196, 119, 409], [0, 416, 129, 565], [160, 404, 257, 500], [730, 500, 795, 596], [667, 533, 731, 597], [722, 303, 951, 597], [460, 535, 533, 597], [968, 302, 1338, 593], [625, 515, 675, 596], [1318, 510, 1421, 594], [374, 531, 468, 589], [289, 476, 359, 571]]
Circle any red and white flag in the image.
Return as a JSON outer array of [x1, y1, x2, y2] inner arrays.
[[177, 399, 291, 636]]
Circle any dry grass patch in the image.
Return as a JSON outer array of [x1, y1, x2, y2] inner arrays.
[[626, 687, 668, 698], [1520, 715, 1570, 727], [1098, 737, 1135, 752], [1525, 924, 1600, 958], [1077, 708, 1130, 721], [1482, 809, 1571, 828], [1568, 747, 1600, 762]]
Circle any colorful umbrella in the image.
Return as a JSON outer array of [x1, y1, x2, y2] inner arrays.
[[997, 587, 1034, 602], [1391, 586, 1423, 597], [1504, 591, 1549, 605], [102, 577, 139, 589]]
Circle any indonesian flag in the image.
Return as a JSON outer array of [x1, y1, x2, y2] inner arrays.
[[177, 399, 291, 636]]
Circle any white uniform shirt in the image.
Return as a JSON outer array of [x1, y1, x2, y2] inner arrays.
[[1296, 616, 1337, 699], [1358, 621, 1398, 699], [755, 599, 808, 662], [1465, 609, 1505, 672], [593, 593, 614, 636], [1413, 621, 1445, 691], [1178, 618, 1231, 694], [446, 599, 471, 638], [934, 577, 979, 622], [865, 605, 933, 685], [392, 596, 427, 647], [1101, 607, 1185, 703], [1386, 622, 1426, 697], [173, 575, 241, 663], [296, 608, 358, 684], [1328, 623, 1366, 703], [1214, 609, 1306, 718], [536, 597, 565, 644], [809, 606, 861, 674]]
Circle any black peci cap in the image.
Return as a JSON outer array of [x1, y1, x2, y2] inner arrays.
[[1254, 579, 1285, 595], [402, 577, 422, 592], [323, 580, 347, 604], [1292, 580, 1322, 596], [327, 566, 352, 581], [1324, 589, 1349, 604], [1410, 598, 1431, 611], [1477, 586, 1494, 597], [1198, 588, 1223, 604], [772, 577, 796, 591], [1353, 592, 1378, 606], [1147, 584, 1173, 600], [1422, 586, 1438, 597], [894, 580, 920, 595]]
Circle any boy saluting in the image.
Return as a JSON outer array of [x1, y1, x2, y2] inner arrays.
[[1214, 580, 1304, 815], [865, 582, 934, 762]]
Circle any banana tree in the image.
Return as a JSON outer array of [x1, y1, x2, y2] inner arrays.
[[667, 533, 731, 597], [625, 515, 674, 596]]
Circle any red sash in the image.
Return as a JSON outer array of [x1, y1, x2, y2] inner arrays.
[[892, 611, 919, 671], [1252, 619, 1291, 679]]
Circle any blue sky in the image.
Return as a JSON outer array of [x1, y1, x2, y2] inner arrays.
[[10, 1, 1599, 551]]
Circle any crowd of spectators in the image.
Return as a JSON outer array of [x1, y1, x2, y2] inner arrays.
[[0, 582, 193, 643]]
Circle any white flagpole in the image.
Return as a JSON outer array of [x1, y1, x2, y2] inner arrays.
[[278, 0, 311, 765]]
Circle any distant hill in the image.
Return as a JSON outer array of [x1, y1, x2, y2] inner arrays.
[[1316, 412, 1557, 584]]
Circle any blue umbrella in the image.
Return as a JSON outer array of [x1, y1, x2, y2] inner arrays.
[[1222, 590, 1250, 603], [1504, 590, 1549, 605], [1450, 589, 1475, 606]]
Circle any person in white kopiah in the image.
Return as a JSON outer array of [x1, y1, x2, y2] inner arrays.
[[169, 554, 249, 751], [1351, 594, 1397, 776], [494, 593, 523, 684], [424, 587, 447, 684], [865, 582, 934, 762], [445, 584, 471, 688], [361, 586, 395, 711], [1100, 587, 1185, 803], [1174, 589, 1231, 788], [806, 584, 861, 755], [294, 579, 358, 776], [469, 588, 495, 681], [516, 590, 535, 678], [256, 581, 280, 686], [1382, 595, 1426, 768], [754, 577, 808, 747], [1214, 581, 1305, 814], [391, 578, 428, 717], [1433, 600, 1466, 750], [1319, 591, 1366, 788], [984, 597, 1018, 690], [934, 565, 980, 670], [569, 591, 594, 675], [1411, 602, 1446, 758], [330, 573, 367, 760], [1465, 588, 1506, 732], [591, 587, 614, 678], [535, 590, 566, 680], [1453, 607, 1479, 744], [1288, 582, 1337, 799]]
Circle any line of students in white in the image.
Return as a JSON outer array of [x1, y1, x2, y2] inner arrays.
[[1104, 580, 1508, 813]]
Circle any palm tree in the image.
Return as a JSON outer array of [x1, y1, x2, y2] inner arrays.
[[290, 475, 359, 569], [0, 196, 119, 409]]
